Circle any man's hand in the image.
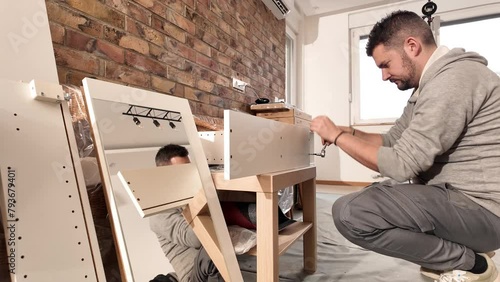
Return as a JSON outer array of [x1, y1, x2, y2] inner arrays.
[[310, 115, 381, 172], [310, 115, 342, 145]]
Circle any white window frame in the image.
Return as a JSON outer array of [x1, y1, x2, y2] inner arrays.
[[285, 26, 297, 106], [350, 26, 396, 126]]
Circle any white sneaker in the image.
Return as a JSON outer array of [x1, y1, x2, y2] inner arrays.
[[421, 252, 497, 281], [421, 267, 443, 280], [435, 254, 498, 282]]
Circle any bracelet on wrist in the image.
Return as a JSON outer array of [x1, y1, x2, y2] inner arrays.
[[333, 131, 345, 146]]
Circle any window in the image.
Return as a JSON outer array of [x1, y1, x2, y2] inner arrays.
[[358, 37, 413, 121], [439, 15, 500, 76], [351, 14, 500, 125], [285, 28, 297, 105], [286, 34, 293, 103], [351, 28, 412, 125]]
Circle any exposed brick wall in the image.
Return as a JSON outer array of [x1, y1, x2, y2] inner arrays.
[[46, 0, 286, 118]]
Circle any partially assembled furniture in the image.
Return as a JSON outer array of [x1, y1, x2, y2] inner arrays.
[[102, 93, 317, 281], [249, 103, 314, 210], [194, 110, 317, 281], [208, 166, 317, 281], [98, 87, 317, 281]]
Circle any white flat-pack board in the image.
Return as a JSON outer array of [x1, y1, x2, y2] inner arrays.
[[224, 110, 314, 179], [114, 154, 203, 217], [199, 131, 225, 165], [0, 79, 104, 281]]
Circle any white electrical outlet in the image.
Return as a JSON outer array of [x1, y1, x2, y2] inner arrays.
[[232, 77, 247, 92]]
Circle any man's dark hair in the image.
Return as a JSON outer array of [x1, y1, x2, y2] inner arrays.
[[155, 144, 189, 166], [366, 10, 436, 56]]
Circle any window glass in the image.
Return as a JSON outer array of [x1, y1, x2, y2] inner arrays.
[[358, 37, 412, 122], [440, 16, 500, 75]]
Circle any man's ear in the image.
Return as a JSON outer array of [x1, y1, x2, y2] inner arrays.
[[404, 36, 422, 58]]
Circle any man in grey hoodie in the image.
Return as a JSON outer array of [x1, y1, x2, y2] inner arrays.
[[310, 10, 500, 282], [149, 144, 222, 282], [149, 144, 266, 282]]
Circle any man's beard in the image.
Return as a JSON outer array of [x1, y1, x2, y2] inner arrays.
[[395, 52, 417, 91]]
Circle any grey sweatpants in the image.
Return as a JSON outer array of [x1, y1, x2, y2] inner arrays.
[[333, 182, 500, 271], [191, 247, 223, 282]]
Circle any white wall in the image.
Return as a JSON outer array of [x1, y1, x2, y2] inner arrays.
[[303, 0, 500, 182]]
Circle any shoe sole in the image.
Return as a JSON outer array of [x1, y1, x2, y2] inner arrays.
[[421, 268, 499, 282], [486, 252, 498, 282], [492, 267, 499, 282], [420, 252, 497, 281], [420, 267, 441, 280]]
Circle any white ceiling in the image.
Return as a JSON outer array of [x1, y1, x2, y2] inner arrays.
[[295, 0, 413, 16]]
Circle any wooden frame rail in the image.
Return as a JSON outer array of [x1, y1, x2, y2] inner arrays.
[[183, 165, 317, 282]]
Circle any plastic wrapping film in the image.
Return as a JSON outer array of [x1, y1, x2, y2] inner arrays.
[[278, 186, 294, 213], [64, 84, 94, 158], [228, 226, 257, 255]]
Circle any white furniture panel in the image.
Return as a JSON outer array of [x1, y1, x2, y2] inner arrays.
[[91, 99, 189, 150], [0, 79, 104, 281], [199, 131, 225, 165], [224, 110, 314, 179], [117, 163, 203, 217]]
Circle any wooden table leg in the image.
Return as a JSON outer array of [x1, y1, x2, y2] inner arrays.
[[301, 178, 317, 273], [256, 191, 279, 282]]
